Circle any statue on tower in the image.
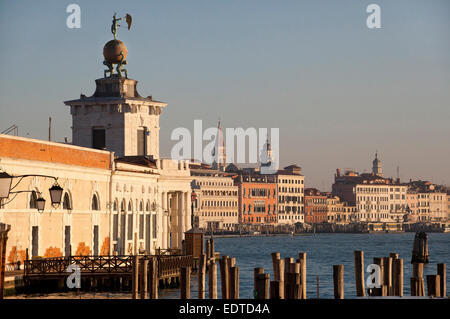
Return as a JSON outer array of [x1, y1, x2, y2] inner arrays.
[[111, 13, 132, 40], [103, 13, 132, 78]]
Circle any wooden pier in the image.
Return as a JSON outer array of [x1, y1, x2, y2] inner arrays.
[[21, 254, 192, 296]]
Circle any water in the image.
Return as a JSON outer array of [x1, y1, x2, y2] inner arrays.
[[213, 233, 450, 299], [9, 233, 450, 299]]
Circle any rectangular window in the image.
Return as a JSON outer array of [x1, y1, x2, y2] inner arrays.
[[113, 214, 119, 241], [64, 226, 71, 256], [152, 214, 157, 239], [137, 128, 146, 155], [32, 226, 39, 257], [93, 225, 99, 256], [127, 214, 133, 240], [145, 214, 151, 252], [120, 214, 126, 255], [139, 214, 144, 240], [92, 128, 106, 150]]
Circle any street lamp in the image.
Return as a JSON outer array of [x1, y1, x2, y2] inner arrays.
[[0, 172, 13, 199], [191, 191, 197, 229], [49, 183, 64, 207], [36, 197, 46, 213], [0, 172, 63, 210]]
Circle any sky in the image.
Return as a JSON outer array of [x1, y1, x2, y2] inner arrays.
[[0, 0, 449, 190]]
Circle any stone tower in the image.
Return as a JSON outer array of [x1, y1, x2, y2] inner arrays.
[[372, 151, 383, 177], [64, 35, 167, 158], [212, 120, 226, 171], [260, 136, 273, 168]]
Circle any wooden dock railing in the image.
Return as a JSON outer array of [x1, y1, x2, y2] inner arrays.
[[24, 255, 193, 279]]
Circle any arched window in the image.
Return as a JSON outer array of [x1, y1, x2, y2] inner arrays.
[[91, 194, 100, 211], [113, 199, 118, 212], [139, 200, 144, 212], [29, 191, 38, 209], [146, 201, 150, 212], [121, 199, 126, 212], [63, 193, 72, 210], [128, 200, 132, 212]]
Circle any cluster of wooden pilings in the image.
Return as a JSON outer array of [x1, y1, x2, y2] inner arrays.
[[180, 238, 240, 299], [352, 251, 404, 298], [253, 252, 307, 299], [131, 256, 159, 299], [351, 250, 446, 299], [411, 263, 446, 297]]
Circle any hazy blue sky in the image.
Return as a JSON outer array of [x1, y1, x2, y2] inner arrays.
[[0, 0, 449, 190]]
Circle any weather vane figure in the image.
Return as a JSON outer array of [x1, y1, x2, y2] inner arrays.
[[103, 13, 132, 78], [111, 12, 132, 40]]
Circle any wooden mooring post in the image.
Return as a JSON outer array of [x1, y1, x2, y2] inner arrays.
[[180, 266, 191, 299], [411, 262, 425, 296], [208, 259, 217, 299], [333, 265, 344, 299], [411, 232, 429, 264], [426, 275, 440, 297], [382, 257, 392, 296], [370, 257, 386, 296], [198, 254, 206, 299], [149, 256, 158, 299], [205, 240, 211, 260], [270, 253, 284, 299], [437, 263, 446, 297], [298, 252, 307, 299], [230, 266, 239, 299], [132, 255, 141, 299], [255, 272, 270, 299], [393, 258, 403, 297], [283, 258, 293, 298], [253, 267, 264, 298], [219, 255, 230, 299], [354, 251, 365, 297], [139, 259, 148, 299]]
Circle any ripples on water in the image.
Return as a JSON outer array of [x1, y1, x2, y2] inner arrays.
[[10, 233, 450, 299]]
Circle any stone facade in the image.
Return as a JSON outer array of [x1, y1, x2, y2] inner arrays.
[[234, 173, 277, 225], [65, 77, 166, 158], [190, 165, 239, 231], [275, 165, 304, 225]]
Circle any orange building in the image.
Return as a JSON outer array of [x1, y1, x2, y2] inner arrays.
[[304, 188, 328, 224], [233, 172, 277, 225]]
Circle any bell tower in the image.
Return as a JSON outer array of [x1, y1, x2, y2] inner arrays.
[[372, 151, 383, 177], [64, 14, 167, 158]]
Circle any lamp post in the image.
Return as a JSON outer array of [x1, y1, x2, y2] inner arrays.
[[0, 172, 64, 211], [152, 201, 169, 252], [190, 191, 197, 229]]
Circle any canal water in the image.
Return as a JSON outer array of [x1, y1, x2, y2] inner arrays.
[[8, 233, 450, 299]]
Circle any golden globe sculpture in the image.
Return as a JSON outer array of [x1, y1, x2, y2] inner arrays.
[[103, 13, 132, 78]]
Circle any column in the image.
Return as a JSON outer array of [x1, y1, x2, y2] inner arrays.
[[162, 192, 168, 249], [178, 192, 185, 248], [185, 192, 192, 231]]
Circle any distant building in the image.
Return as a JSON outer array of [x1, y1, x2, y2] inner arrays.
[[304, 188, 328, 224], [332, 154, 408, 223], [276, 165, 304, 225], [233, 172, 278, 225], [406, 181, 448, 222], [190, 164, 239, 231]]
